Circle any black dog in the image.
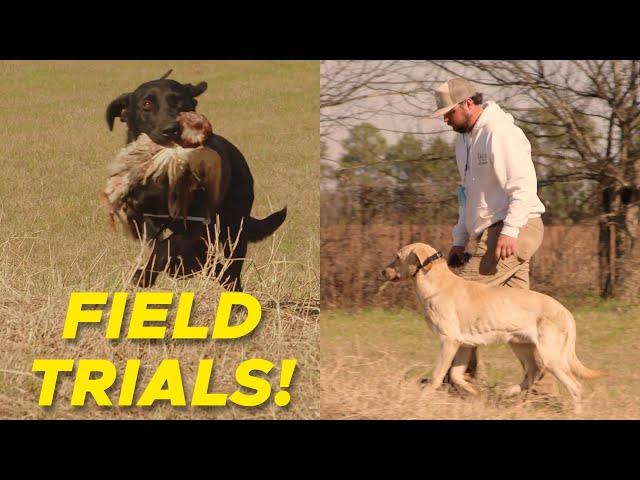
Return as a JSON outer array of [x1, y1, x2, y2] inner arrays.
[[106, 74, 286, 291]]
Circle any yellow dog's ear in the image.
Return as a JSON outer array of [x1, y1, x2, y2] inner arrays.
[[412, 244, 431, 267], [407, 246, 428, 276]]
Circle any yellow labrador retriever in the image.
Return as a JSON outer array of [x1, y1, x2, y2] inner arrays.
[[382, 242, 607, 413]]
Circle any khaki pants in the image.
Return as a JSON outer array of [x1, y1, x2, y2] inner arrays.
[[451, 217, 558, 395], [460, 217, 543, 288]]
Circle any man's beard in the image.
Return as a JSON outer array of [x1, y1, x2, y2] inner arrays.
[[452, 123, 467, 134], [452, 113, 473, 133]]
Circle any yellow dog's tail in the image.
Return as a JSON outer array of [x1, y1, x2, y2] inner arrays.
[[570, 353, 608, 379], [563, 308, 608, 379]]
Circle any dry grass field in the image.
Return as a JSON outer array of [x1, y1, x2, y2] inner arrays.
[[0, 60, 319, 419], [321, 295, 640, 419]]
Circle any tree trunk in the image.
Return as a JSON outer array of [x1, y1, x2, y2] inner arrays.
[[614, 187, 640, 300], [599, 186, 616, 297]]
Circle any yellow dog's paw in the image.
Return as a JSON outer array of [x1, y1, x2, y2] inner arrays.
[[503, 385, 523, 398], [419, 383, 446, 400]]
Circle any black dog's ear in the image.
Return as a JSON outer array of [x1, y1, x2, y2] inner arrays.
[[185, 82, 208, 98], [106, 92, 131, 130]]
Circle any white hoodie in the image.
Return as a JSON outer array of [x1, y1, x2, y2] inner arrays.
[[452, 101, 545, 246]]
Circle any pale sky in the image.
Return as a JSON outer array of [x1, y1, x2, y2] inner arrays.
[[321, 61, 506, 165]]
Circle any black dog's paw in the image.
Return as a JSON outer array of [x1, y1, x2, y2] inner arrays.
[[131, 268, 158, 288]]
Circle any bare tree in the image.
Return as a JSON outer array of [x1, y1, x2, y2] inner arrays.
[[320, 60, 455, 200], [321, 60, 640, 299], [320, 61, 450, 157]]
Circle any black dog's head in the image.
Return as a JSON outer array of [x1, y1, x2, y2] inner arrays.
[[106, 78, 208, 144]]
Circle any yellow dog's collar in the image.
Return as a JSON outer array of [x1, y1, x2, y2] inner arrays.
[[416, 251, 444, 274]]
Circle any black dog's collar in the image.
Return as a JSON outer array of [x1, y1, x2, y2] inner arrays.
[[417, 251, 444, 271], [143, 212, 211, 225]]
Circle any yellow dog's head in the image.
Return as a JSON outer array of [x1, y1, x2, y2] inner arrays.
[[381, 242, 441, 281]]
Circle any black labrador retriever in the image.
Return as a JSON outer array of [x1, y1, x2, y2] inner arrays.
[[106, 75, 287, 291]]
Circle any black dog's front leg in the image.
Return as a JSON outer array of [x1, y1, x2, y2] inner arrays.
[[132, 239, 170, 287], [218, 259, 245, 291], [211, 225, 248, 292]]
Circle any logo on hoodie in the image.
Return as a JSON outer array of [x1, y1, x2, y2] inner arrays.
[[477, 152, 488, 165]]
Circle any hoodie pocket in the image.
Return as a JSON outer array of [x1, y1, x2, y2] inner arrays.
[[515, 218, 544, 261]]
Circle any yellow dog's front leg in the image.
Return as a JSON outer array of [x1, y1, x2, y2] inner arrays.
[[422, 337, 460, 394]]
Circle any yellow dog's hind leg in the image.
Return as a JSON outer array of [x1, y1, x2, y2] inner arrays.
[[504, 343, 541, 397]]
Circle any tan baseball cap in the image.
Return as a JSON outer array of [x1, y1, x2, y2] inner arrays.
[[429, 78, 477, 118]]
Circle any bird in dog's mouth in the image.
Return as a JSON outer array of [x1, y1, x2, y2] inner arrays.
[[100, 111, 224, 233]]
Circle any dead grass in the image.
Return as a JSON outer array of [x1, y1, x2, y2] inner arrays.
[[321, 224, 599, 308], [321, 300, 640, 419], [0, 61, 319, 419]]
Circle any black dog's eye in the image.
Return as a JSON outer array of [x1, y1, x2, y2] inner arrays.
[[142, 100, 153, 111]]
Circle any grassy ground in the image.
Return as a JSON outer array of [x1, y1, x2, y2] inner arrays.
[[321, 294, 640, 419], [0, 60, 319, 419]]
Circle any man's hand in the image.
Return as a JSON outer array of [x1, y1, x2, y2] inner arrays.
[[495, 234, 516, 261], [447, 246, 466, 267]]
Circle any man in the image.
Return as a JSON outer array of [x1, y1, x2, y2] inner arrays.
[[429, 77, 557, 396]]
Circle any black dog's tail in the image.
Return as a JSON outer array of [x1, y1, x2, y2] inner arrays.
[[246, 207, 287, 242]]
